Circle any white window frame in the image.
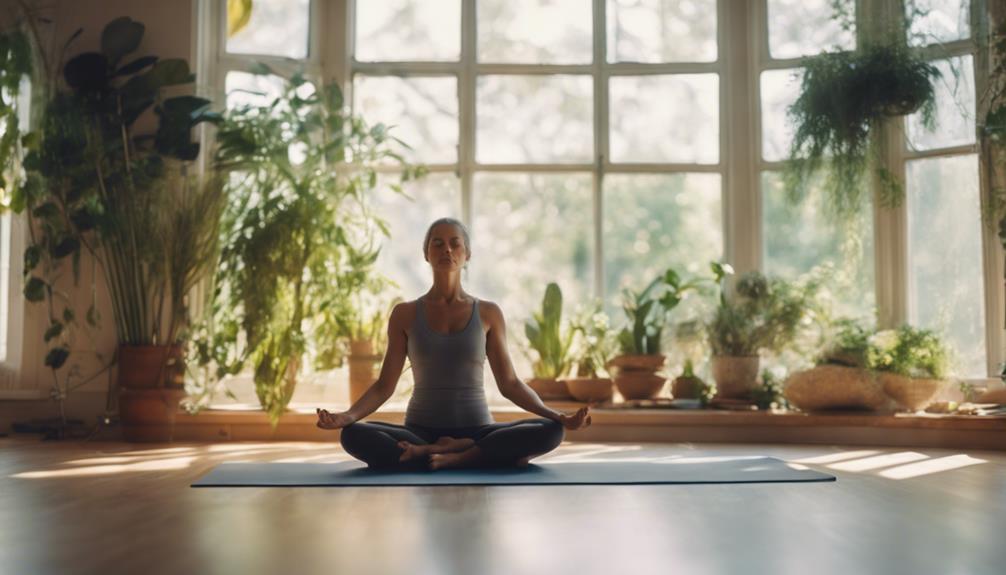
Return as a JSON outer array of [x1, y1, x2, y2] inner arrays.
[[198, 0, 1003, 381]]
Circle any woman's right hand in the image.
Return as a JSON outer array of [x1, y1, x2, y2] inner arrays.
[[316, 408, 355, 430]]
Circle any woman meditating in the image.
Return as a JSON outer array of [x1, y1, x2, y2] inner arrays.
[[316, 217, 591, 471]]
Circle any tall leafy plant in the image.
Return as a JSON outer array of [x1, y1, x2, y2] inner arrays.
[[524, 282, 575, 379], [0, 14, 221, 434], [617, 263, 726, 356], [204, 69, 421, 426]]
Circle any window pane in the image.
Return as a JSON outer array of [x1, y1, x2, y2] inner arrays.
[[374, 174, 462, 301], [908, 0, 970, 46], [353, 76, 459, 164], [477, 75, 593, 164], [768, 0, 855, 59], [470, 173, 594, 328], [906, 56, 975, 151], [355, 0, 460, 62], [226, 0, 310, 59], [762, 171, 875, 320], [610, 74, 719, 164], [606, 0, 717, 63], [477, 0, 592, 64], [225, 71, 286, 110], [906, 155, 986, 378], [603, 174, 722, 316], [760, 68, 802, 162]]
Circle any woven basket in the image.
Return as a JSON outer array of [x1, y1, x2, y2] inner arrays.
[[879, 373, 945, 412], [783, 365, 890, 411]]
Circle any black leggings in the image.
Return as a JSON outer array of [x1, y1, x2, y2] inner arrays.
[[339, 418, 565, 470]]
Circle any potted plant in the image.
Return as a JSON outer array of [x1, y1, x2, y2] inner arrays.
[[784, 318, 891, 411], [708, 272, 818, 399], [203, 69, 422, 427], [609, 265, 717, 400], [867, 325, 951, 412], [563, 301, 617, 403], [672, 359, 708, 401], [13, 16, 221, 441], [784, 42, 940, 221], [524, 282, 576, 400], [313, 248, 402, 404]]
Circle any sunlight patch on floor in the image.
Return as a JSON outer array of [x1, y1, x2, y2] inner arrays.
[[878, 455, 987, 479], [11, 456, 197, 478], [827, 451, 929, 472]]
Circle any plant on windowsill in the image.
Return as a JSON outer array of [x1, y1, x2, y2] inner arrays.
[[609, 263, 725, 401], [784, 42, 940, 222], [563, 300, 617, 404], [312, 245, 404, 404], [10, 16, 222, 441], [523, 282, 576, 401], [191, 68, 423, 427], [866, 325, 951, 412], [784, 318, 892, 412], [707, 271, 820, 400]]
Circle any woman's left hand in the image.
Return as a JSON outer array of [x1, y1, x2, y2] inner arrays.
[[558, 405, 592, 430]]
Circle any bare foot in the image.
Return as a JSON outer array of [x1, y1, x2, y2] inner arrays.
[[398, 436, 476, 462], [429, 445, 483, 470]]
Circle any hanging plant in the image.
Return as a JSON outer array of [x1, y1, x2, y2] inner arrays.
[[783, 43, 941, 220]]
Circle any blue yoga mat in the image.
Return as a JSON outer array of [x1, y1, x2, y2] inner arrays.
[[191, 456, 834, 487]]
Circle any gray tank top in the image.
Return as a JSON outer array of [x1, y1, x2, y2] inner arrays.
[[404, 296, 495, 428]]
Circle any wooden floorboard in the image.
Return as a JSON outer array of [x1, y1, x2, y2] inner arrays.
[[2, 435, 1005, 575]]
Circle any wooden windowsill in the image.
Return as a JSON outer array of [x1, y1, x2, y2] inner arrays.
[[171, 402, 1006, 450]]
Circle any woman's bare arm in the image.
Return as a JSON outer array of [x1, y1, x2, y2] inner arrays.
[[483, 302, 565, 423], [343, 303, 410, 423]]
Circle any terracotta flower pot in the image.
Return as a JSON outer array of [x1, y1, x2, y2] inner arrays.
[[118, 388, 187, 442], [118, 345, 184, 389], [563, 377, 614, 403], [527, 377, 573, 400], [879, 372, 945, 412], [608, 354, 667, 372], [348, 339, 382, 404], [711, 355, 760, 399], [614, 372, 666, 400], [672, 374, 706, 400]]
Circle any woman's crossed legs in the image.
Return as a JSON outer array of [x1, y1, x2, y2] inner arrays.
[[339, 418, 564, 471]]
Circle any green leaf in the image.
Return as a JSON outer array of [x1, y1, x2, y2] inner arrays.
[[24, 276, 46, 302], [147, 58, 194, 88], [44, 346, 70, 370], [31, 202, 59, 220], [23, 245, 42, 272], [663, 268, 681, 289], [50, 237, 80, 259], [114, 55, 158, 77], [63, 52, 109, 91], [101, 16, 145, 67], [43, 321, 63, 342], [63, 308, 75, 323]]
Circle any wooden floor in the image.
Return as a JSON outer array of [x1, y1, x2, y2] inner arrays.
[[3, 435, 1005, 575]]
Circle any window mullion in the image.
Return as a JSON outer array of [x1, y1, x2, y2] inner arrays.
[[593, 0, 607, 301], [460, 0, 476, 228], [976, 0, 1004, 378], [726, 0, 759, 277]]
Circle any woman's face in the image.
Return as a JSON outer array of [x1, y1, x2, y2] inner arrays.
[[426, 223, 469, 271]]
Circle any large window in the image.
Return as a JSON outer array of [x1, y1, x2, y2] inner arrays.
[[203, 0, 1000, 409], [350, 0, 724, 394], [0, 76, 30, 368], [759, 1, 875, 322]]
